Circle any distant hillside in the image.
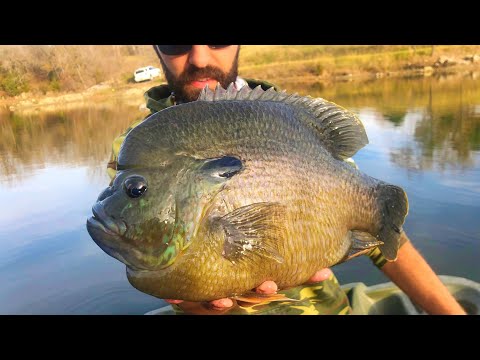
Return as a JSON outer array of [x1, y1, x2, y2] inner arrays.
[[238, 45, 480, 85], [0, 45, 160, 97], [1, 45, 479, 98]]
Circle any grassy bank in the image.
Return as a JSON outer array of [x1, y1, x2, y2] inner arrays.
[[1, 45, 479, 111], [239, 45, 480, 84]]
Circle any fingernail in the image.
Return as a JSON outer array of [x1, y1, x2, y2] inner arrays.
[[211, 298, 233, 309], [165, 299, 184, 304], [309, 268, 333, 282], [257, 280, 278, 294]]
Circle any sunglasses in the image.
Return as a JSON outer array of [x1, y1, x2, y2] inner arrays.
[[154, 45, 231, 56]]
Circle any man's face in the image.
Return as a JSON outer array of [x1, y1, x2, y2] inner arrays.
[[157, 45, 240, 103]]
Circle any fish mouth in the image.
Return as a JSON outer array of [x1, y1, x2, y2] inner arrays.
[[87, 202, 183, 272], [86, 203, 153, 271], [89, 202, 127, 236]]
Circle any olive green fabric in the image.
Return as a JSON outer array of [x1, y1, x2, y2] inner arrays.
[[107, 78, 405, 315]]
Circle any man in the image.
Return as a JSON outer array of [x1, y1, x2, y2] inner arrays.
[[108, 45, 466, 315]]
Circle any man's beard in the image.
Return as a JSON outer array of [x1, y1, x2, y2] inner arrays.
[[159, 50, 240, 103]]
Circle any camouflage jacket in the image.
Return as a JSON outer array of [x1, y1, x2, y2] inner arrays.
[[107, 78, 399, 315]]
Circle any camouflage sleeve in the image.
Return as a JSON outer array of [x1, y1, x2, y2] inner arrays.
[[170, 272, 352, 315], [107, 118, 146, 182]]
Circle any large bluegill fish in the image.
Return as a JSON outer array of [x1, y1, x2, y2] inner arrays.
[[87, 84, 408, 301]]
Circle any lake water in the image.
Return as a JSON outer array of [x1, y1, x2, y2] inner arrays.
[[1, 74, 479, 314]]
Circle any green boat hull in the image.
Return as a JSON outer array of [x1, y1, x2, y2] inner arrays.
[[145, 276, 480, 315], [342, 275, 480, 315]]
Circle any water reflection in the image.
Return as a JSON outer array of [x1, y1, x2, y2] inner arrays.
[[0, 102, 146, 185], [0, 75, 479, 314], [283, 73, 480, 172], [0, 102, 166, 314], [1, 75, 479, 182]]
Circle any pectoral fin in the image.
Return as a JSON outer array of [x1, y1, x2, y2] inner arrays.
[[217, 202, 286, 265]]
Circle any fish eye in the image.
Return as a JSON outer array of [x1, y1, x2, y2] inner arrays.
[[124, 175, 148, 198]]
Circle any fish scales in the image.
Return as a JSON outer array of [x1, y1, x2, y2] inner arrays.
[[87, 85, 408, 301]]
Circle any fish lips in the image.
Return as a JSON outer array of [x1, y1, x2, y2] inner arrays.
[[89, 202, 127, 236], [86, 218, 130, 264], [86, 202, 145, 270]]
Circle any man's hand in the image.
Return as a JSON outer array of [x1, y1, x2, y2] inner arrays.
[[164, 268, 333, 314]]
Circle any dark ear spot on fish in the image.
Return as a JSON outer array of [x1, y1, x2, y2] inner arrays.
[[124, 175, 148, 198], [201, 156, 243, 179]]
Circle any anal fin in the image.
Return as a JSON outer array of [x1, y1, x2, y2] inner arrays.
[[344, 230, 384, 262]]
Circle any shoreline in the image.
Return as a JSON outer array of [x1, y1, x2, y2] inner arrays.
[[2, 59, 479, 114], [0, 80, 157, 113]]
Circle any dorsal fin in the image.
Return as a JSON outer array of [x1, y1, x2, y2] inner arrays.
[[198, 83, 369, 159]]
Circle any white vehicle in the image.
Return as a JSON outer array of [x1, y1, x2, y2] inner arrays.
[[134, 66, 161, 82]]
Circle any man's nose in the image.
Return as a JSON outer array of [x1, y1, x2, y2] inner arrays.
[[188, 45, 211, 68]]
